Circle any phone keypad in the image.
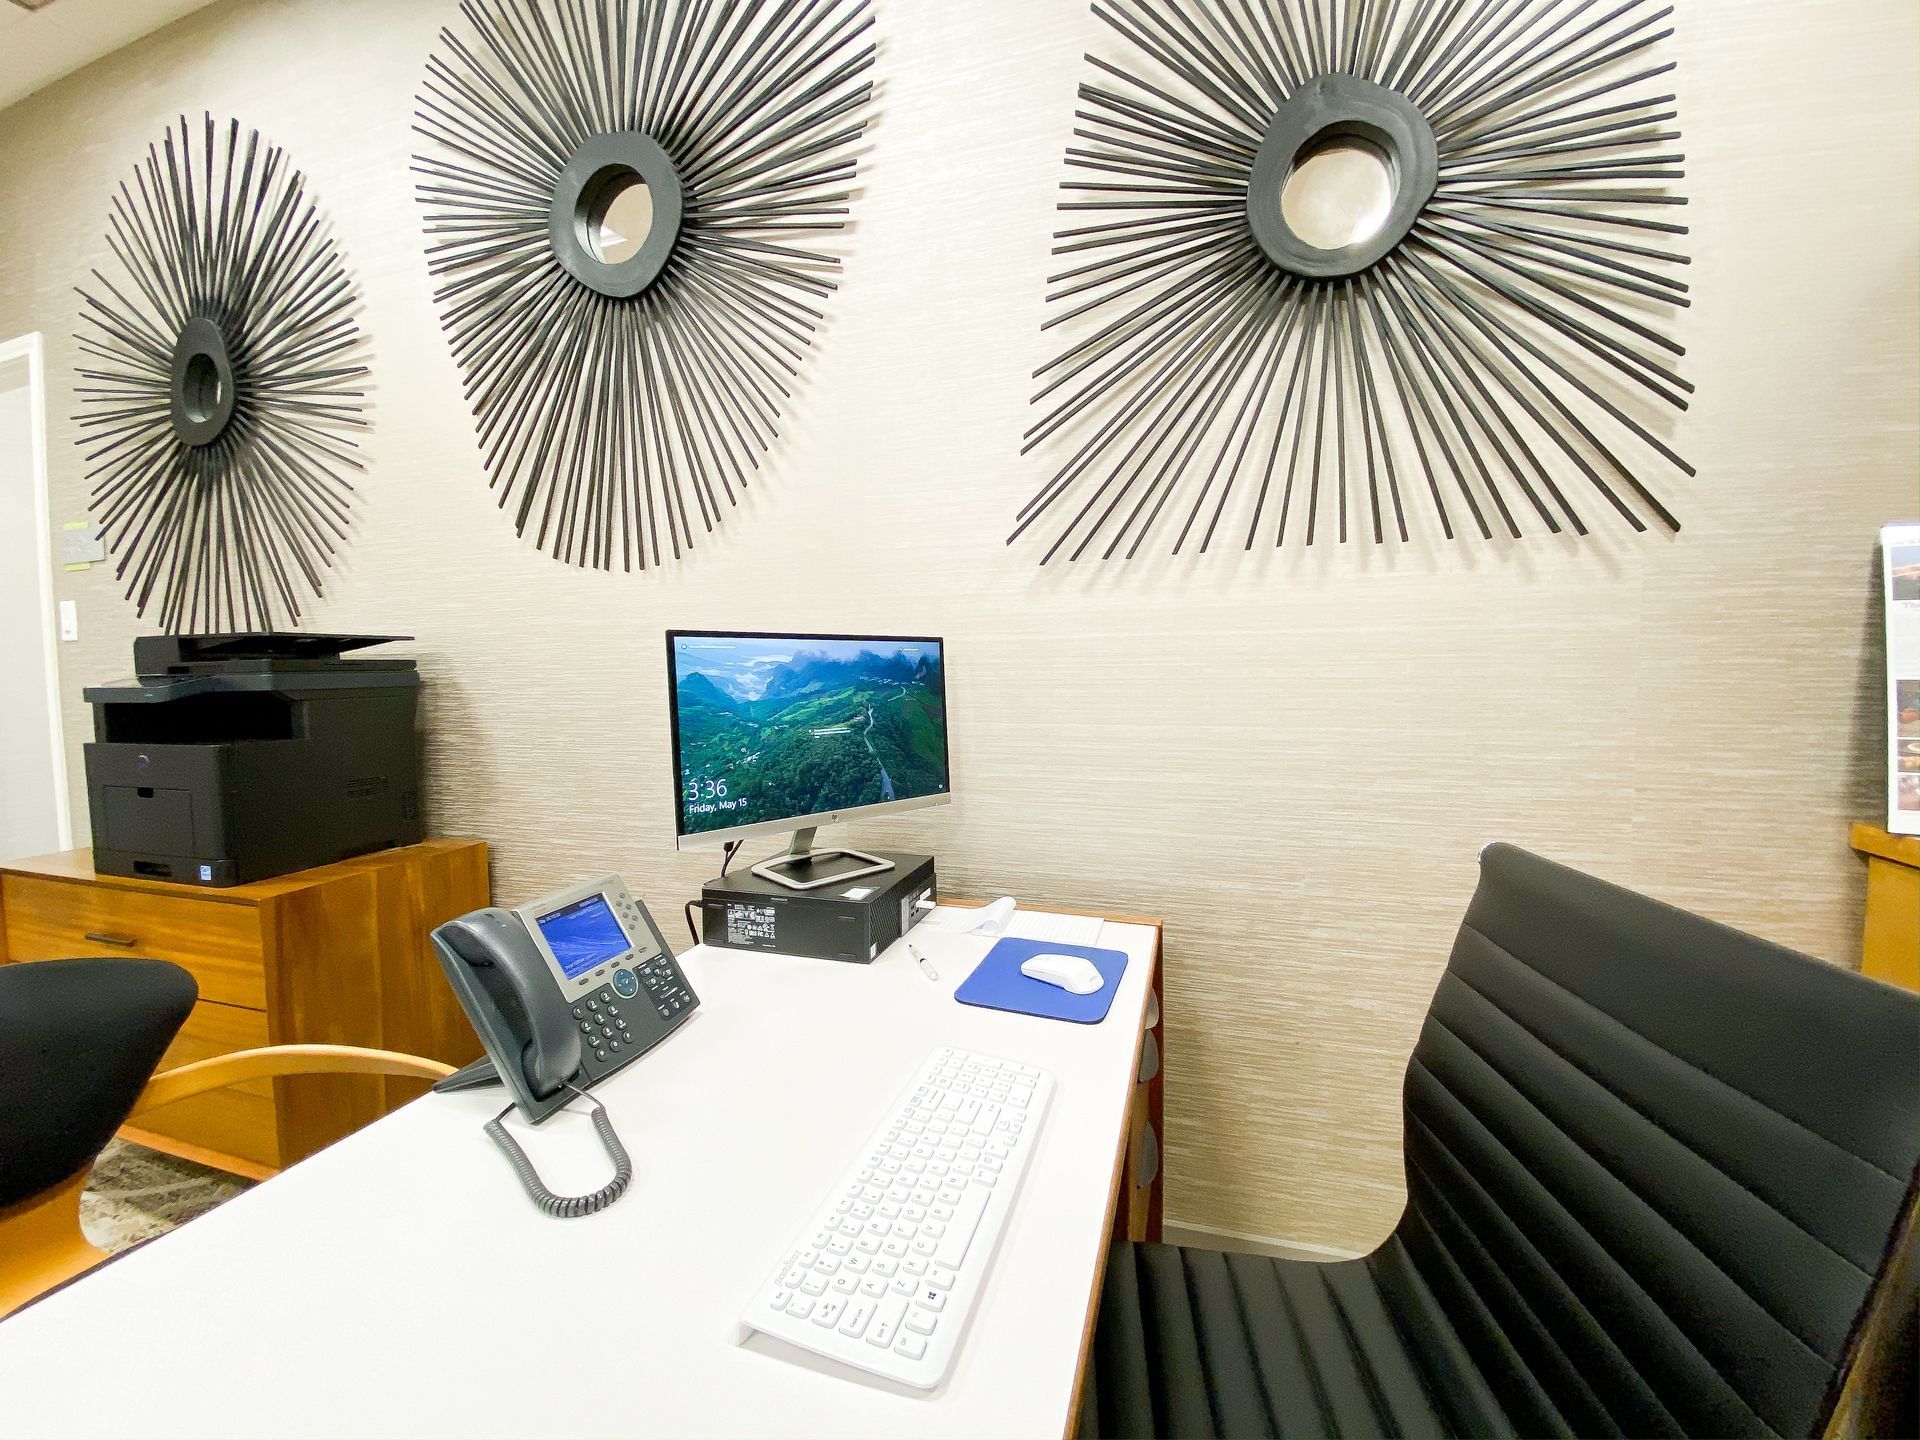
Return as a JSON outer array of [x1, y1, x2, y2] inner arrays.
[[606, 884, 694, 1021], [635, 958, 693, 1018], [556, 883, 699, 1083], [574, 989, 635, 1062]]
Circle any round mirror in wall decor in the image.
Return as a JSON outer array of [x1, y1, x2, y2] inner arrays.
[[1012, 1, 1694, 564], [414, 0, 877, 572], [74, 115, 370, 631]]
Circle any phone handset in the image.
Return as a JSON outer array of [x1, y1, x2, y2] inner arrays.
[[435, 909, 583, 1099], [434, 906, 632, 1217]]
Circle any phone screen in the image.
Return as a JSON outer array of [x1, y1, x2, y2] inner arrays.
[[534, 895, 631, 979]]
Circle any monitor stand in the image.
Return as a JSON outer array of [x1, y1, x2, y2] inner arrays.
[[751, 827, 895, 892]]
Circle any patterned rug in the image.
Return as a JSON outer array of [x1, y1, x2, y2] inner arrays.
[[80, 1140, 252, 1253]]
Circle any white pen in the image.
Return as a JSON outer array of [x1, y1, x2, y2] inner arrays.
[[908, 942, 938, 982]]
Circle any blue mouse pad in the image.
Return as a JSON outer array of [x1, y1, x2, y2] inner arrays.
[[955, 938, 1129, 1024]]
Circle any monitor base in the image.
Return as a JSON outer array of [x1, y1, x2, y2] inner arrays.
[[752, 827, 896, 892]]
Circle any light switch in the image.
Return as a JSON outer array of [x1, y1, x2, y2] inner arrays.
[[58, 600, 78, 642]]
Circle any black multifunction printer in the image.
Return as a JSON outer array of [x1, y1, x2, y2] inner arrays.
[[81, 634, 423, 887]]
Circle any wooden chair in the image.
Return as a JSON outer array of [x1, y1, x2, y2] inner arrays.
[[0, 957, 452, 1318]]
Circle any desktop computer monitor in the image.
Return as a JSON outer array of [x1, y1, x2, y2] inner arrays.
[[666, 630, 950, 890]]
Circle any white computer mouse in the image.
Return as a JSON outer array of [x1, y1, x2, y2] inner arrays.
[[1020, 952, 1104, 995]]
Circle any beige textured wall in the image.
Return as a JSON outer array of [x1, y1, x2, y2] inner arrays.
[[1, 0, 1914, 1253]]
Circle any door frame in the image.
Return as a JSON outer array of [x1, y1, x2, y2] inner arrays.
[[1, 331, 73, 850]]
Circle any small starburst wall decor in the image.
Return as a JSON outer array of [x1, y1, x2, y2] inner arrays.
[[75, 115, 370, 629], [414, 0, 877, 572]]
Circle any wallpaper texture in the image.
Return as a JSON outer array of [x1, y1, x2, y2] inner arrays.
[[0, 0, 1913, 1253]]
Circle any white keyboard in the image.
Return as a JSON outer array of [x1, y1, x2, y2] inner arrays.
[[740, 1047, 1054, 1388], [1005, 910, 1105, 947]]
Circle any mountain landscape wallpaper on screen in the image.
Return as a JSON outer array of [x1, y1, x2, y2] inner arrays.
[[673, 637, 948, 835]]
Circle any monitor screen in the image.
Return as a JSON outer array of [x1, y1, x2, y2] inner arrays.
[[534, 894, 632, 979], [668, 632, 949, 840]]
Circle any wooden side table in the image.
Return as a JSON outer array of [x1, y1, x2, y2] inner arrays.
[[942, 898, 1165, 1244], [1850, 824, 1919, 992], [0, 840, 488, 1177], [1115, 918, 1166, 1246]]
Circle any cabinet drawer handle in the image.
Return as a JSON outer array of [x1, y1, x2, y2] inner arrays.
[[84, 931, 139, 948]]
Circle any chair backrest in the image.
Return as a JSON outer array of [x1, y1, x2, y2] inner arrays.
[[1391, 844, 1920, 1439], [0, 957, 197, 1209]]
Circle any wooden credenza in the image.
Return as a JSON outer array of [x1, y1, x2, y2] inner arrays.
[[0, 840, 488, 1179]]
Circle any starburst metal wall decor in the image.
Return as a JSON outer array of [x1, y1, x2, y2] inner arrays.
[[74, 115, 369, 630], [1013, 0, 1694, 563], [414, 0, 876, 571]]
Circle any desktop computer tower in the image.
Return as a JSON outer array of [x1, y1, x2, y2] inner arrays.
[[699, 852, 936, 963]]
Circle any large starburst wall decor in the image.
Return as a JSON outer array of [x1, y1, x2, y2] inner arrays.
[[1012, 0, 1695, 564]]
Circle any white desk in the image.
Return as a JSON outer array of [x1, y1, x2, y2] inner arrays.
[[0, 909, 1160, 1439]]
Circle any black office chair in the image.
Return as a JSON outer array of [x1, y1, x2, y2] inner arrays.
[[1082, 844, 1920, 1439], [0, 956, 198, 1206], [0, 956, 452, 1316]]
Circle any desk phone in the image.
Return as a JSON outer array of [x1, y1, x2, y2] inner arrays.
[[434, 875, 698, 1123]]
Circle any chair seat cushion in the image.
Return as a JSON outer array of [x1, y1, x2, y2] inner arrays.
[[1083, 1238, 1517, 1439]]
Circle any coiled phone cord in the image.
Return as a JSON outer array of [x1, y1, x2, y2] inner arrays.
[[484, 1082, 632, 1218]]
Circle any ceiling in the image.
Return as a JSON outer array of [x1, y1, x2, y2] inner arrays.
[[0, 0, 222, 114]]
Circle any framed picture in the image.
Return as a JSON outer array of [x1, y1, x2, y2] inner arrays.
[[1883, 522, 1920, 835]]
